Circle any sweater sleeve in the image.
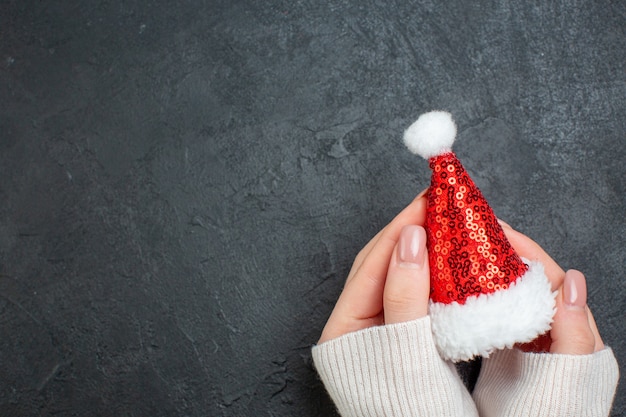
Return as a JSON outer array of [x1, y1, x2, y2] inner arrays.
[[311, 316, 478, 417], [472, 347, 619, 417]]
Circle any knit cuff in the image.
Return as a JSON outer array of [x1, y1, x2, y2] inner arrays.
[[312, 316, 478, 417], [473, 347, 619, 417]]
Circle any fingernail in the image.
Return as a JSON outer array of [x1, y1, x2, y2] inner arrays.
[[563, 269, 587, 309], [397, 225, 426, 268], [497, 218, 512, 229], [416, 188, 429, 200]]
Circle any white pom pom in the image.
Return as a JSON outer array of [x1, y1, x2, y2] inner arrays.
[[403, 111, 457, 159]]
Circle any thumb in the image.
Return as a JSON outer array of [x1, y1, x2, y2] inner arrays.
[[549, 269, 596, 355], [383, 225, 430, 325]]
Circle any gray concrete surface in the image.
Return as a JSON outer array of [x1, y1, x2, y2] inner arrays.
[[1, 1, 624, 415]]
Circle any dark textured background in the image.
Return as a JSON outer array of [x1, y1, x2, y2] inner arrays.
[[1, 1, 624, 416]]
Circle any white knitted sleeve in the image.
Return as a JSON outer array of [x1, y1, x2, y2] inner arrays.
[[473, 347, 619, 417], [311, 316, 478, 417]]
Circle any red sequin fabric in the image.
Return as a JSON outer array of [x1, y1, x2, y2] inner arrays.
[[426, 152, 528, 305]]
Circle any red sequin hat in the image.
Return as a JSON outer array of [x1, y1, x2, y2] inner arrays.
[[404, 111, 556, 362]]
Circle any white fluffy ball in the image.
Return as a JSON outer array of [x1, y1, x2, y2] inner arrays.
[[403, 111, 457, 159]]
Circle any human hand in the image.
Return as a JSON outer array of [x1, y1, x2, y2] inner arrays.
[[317, 190, 606, 355], [314, 191, 481, 416], [499, 221, 605, 355], [318, 190, 430, 344]]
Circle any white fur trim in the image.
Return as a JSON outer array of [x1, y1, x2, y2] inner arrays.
[[429, 259, 556, 362], [403, 111, 457, 159]]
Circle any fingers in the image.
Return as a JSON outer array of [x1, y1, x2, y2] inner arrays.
[[334, 193, 427, 323], [549, 270, 597, 355], [346, 189, 428, 285], [585, 307, 605, 352], [498, 220, 565, 291], [383, 225, 430, 324], [318, 190, 428, 343], [499, 219, 605, 354]]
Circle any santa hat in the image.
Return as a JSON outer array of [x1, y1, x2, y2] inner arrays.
[[404, 111, 556, 362]]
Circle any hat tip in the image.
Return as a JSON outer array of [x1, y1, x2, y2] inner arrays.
[[403, 111, 457, 159]]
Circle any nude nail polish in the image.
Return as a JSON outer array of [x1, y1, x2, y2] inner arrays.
[[497, 218, 512, 229], [397, 225, 426, 268], [563, 270, 587, 309]]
